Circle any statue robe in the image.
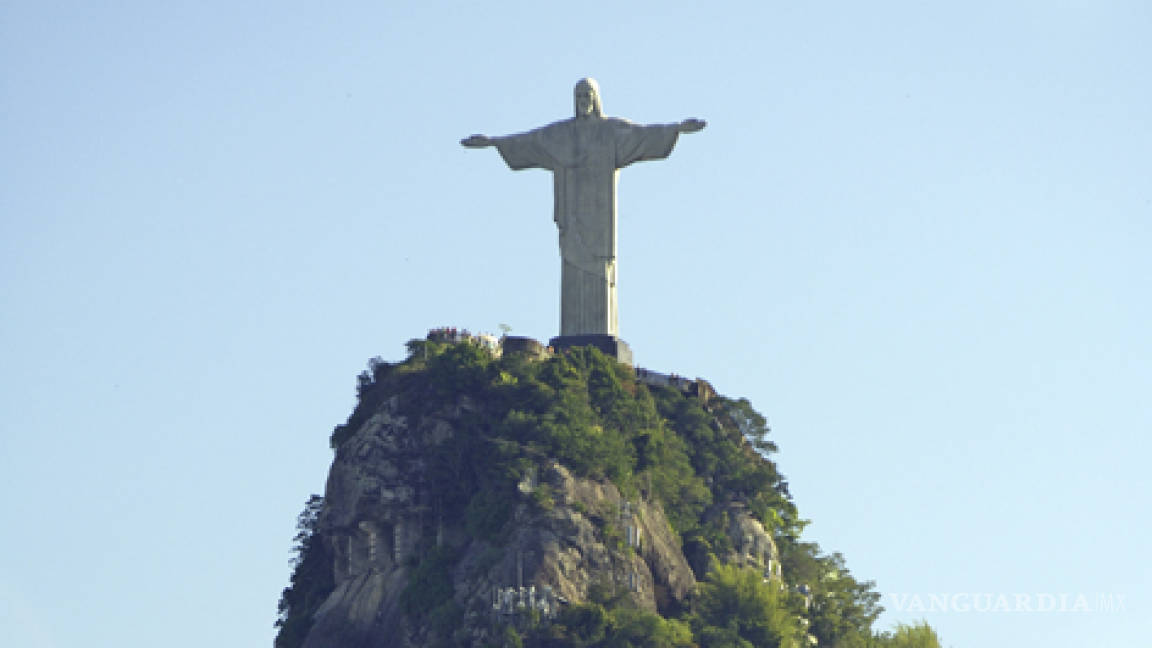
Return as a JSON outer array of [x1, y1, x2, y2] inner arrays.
[[493, 117, 680, 336]]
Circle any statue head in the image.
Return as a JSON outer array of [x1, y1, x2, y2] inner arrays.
[[573, 77, 604, 119]]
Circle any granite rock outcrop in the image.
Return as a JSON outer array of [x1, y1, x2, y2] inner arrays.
[[302, 393, 699, 648]]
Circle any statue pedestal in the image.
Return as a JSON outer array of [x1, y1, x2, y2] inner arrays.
[[548, 334, 633, 366]]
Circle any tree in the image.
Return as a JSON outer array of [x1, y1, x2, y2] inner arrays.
[[275, 495, 334, 648], [779, 543, 881, 647], [693, 564, 805, 648], [873, 622, 941, 648]]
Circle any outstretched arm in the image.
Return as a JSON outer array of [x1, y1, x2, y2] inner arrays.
[[461, 127, 553, 171], [677, 118, 706, 133], [461, 134, 495, 148]]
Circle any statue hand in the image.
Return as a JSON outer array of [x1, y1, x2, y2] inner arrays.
[[461, 134, 493, 148], [678, 118, 706, 133]]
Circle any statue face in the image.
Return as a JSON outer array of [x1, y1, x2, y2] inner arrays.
[[574, 85, 597, 117]]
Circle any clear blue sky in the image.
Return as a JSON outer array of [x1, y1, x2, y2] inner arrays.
[[2, 2, 1148, 646]]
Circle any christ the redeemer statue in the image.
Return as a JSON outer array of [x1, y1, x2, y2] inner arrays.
[[462, 78, 704, 357]]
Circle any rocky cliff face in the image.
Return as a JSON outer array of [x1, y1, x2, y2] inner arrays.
[[303, 392, 709, 647], [273, 340, 875, 648]]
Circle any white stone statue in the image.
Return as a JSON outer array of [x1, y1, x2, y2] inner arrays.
[[462, 78, 705, 337]]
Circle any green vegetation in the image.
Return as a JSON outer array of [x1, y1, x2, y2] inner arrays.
[[871, 622, 942, 648], [538, 602, 694, 647], [691, 563, 805, 648], [274, 495, 334, 648], [779, 544, 882, 646], [333, 341, 800, 545], [279, 337, 942, 647], [402, 545, 460, 619]]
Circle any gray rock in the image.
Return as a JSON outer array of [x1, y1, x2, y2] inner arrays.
[[301, 397, 701, 647], [709, 501, 782, 581]]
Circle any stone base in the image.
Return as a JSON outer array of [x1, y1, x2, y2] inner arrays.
[[502, 336, 548, 358], [548, 334, 633, 366]]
